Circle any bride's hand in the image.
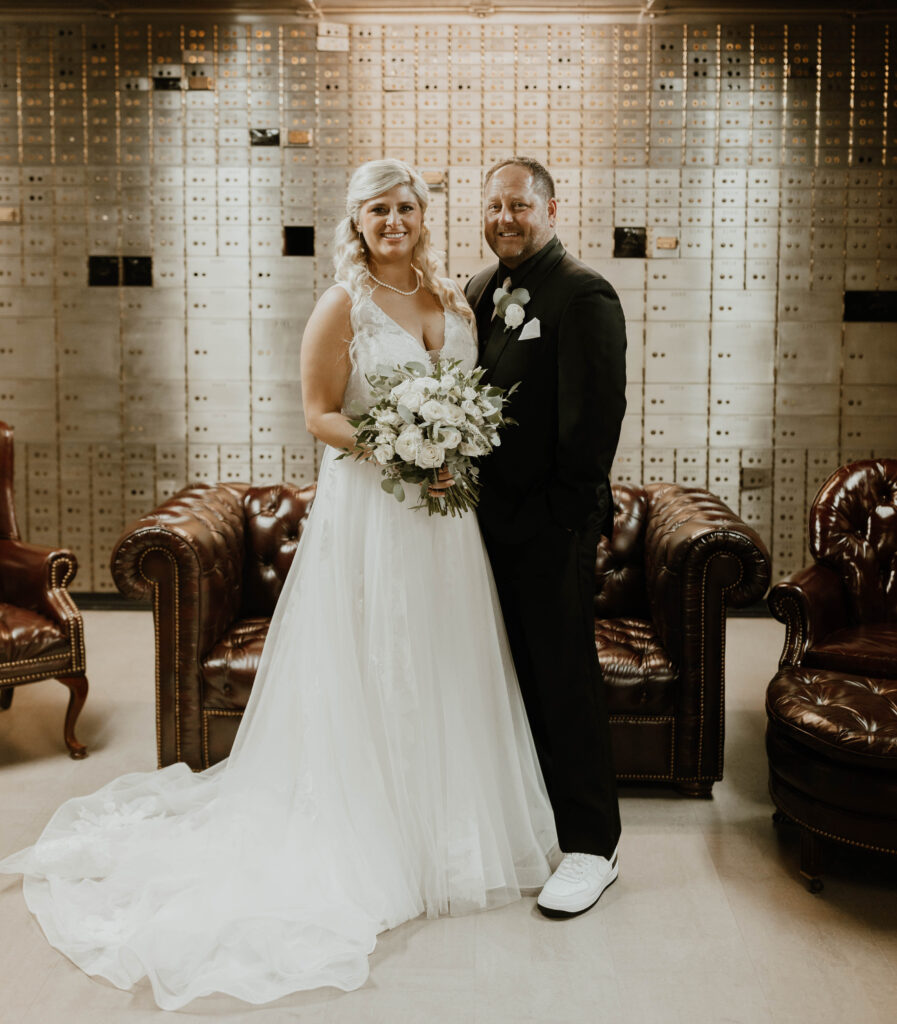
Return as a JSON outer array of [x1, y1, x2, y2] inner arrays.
[[428, 467, 455, 494]]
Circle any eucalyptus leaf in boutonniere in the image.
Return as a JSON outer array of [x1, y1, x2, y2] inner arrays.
[[492, 284, 531, 331]]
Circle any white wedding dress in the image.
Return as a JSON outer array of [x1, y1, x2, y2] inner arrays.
[[0, 291, 557, 1011]]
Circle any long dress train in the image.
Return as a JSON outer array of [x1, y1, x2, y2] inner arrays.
[[0, 293, 557, 1010]]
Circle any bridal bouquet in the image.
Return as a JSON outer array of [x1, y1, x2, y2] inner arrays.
[[342, 358, 517, 517]]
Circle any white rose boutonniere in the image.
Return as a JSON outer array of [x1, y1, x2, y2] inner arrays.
[[492, 284, 531, 331]]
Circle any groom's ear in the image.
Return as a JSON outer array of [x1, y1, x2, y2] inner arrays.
[[546, 196, 558, 228]]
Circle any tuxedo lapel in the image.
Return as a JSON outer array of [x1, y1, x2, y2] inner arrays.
[[482, 238, 567, 377], [469, 267, 499, 360]]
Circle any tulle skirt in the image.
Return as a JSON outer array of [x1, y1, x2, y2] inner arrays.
[[0, 447, 556, 1010]]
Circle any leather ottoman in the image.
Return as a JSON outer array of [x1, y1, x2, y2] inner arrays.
[[765, 666, 897, 891]]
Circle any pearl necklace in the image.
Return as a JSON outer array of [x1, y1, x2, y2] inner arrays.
[[368, 269, 420, 296]]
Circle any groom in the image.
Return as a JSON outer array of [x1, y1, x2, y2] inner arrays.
[[465, 157, 627, 917]]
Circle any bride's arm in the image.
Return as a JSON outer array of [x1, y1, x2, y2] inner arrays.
[[300, 286, 361, 452]]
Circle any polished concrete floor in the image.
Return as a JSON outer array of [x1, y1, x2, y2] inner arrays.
[[1, 612, 895, 1024]]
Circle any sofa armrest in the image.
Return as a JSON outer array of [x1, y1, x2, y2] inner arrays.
[[0, 540, 84, 671], [643, 484, 772, 780], [110, 482, 247, 769], [767, 564, 848, 669]]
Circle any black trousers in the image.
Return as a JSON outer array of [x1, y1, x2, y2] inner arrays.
[[484, 512, 621, 858]]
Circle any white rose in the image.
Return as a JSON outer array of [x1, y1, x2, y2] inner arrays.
[[437, 426, 462, 450], [442, 403, 466, 427], [504, 303, 525, 328], [375, 430, 397, 445], [415, 440, 444, 469], [462, 387, 478, 400], [419, 398, 448, 423], [461, 398, 484, 424], [400, 390, 422, 414], [411, 376, 438, 395], [373, 443, 394, 465], [394, 426, 422, 462], [390, 380, 412, 404], [376, 410, 403, 429], [440, 373, 457, 390]]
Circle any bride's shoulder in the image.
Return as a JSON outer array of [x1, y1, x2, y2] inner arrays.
[[305, 284, 353, 342]]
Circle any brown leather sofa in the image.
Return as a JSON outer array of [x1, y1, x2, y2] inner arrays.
[[111, 482, 315, 769], [766, 459, 897, 889], [0, 421, 89, 759], [112, 479, 771, 791], [596, 483, 771, 795]]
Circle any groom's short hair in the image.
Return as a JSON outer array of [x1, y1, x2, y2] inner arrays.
[[483, 157, 556, 204]]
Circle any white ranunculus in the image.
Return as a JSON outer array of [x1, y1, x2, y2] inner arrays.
[[373, 443, 395, 464], [504, 303, 525, 328], [442, 402, 466, 427], [462, 386, 478, 400], [419, 398, 448, 423], [437, 426, 462, 450], [440, 373, 457, 390], [415, 440, 444, 469], [375, 430, 397, 445], [394, 426, 422, 462], [461, 398, 484, 424]]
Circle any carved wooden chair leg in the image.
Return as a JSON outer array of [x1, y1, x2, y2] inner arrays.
[[0, 685, 13, 711], [58, 675, 88, 760], [799, 827, 824, 893]]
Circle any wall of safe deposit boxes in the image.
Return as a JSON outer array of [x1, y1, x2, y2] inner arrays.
[[0, 13, 895, 590]]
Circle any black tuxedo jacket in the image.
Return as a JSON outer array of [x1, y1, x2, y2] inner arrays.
[[465, 236, 627, 544]]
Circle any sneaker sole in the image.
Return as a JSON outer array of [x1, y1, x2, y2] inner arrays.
[[536, 867, 619, 919]]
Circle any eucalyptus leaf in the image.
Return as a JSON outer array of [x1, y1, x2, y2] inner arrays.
[[394, 482, 405, 502], [397, 405, 415, 424], [405, 361, 427, 376], [381, 478, 396, 494]]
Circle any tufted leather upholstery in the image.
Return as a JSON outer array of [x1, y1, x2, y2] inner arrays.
[[113, 477, 770, 779], [595, 482, 771, 792], [0, 421, 89, 758], [769, 460, 897, 679], [111, 481, 315, 770], [766, 667, 897, 885]]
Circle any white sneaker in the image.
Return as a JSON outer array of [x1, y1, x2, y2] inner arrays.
[[537, 847, 619, 917]]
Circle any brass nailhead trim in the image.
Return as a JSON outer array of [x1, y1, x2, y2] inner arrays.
[[202, 708, 244, 770], [778, 806, 897, 858], [137, 546, 180, 769]]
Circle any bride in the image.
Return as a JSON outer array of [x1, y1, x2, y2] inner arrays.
[[0, 159, 557, 1011]]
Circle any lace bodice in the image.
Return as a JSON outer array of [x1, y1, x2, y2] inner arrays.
[[343, 292, 477, 413]]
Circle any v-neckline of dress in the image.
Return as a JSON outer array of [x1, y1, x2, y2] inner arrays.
[[369, 297, 447, 357]]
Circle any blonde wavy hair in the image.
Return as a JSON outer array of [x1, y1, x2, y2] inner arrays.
[[333, 159, 476, 338]]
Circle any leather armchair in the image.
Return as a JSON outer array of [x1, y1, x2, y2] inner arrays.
[[0, 421, 88, 758], [768, 459, 897, 678], [595, 483, 771, 796], [765, 460, 897, 889], [111, 481, 315, 770]]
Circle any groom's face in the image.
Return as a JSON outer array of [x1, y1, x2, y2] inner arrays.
[[483, 165, 557, 269]]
